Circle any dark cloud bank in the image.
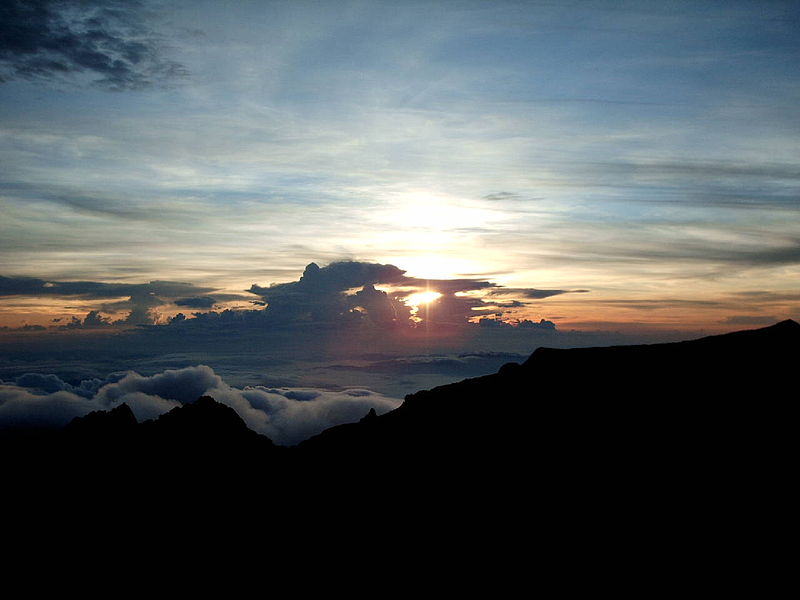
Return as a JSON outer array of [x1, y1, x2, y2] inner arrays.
[[243, 260, 565, 331], [1, 261, 572, 331], [0, 275, 220, 328], [0, 0, 187, 90]]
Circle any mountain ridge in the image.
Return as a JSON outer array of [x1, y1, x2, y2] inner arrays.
[[4, 320, 796, 502], [3, 319, 795, 583]]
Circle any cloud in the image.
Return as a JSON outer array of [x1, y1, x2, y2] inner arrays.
[[0, 364, 402, 445], [586, 160, 800, 210], [0, 385, 98, 428], [104, 290, 165, 325], [94, 365, 223, 405], [517, 318, 557, 330], [720, 315, 780, 326], [0, 324, 48, 332], [0, 181, 224, 224], [482, 192, 542, 202], [61, 310, 112, 329], [0, 0, 188, 90], [327, 352, 529, 378], [416, 293, 495, 326], [130, 260, 572, 335], [487, 288, 589, 300], [0, 1, 797, 341], [250, 261, 409, 297], [211, 384, 401, 446], [101, 390, 183, 422], [175, 296, 216, 309], [483, 192, 522, 202], [1, 368, 182, 425], [248, 261, 509, 329], [475, 317, 557, 330], [0, 275, 214, 300], [249, 261, 413, 327], [1, 262, 573, 334], [731, 291, 800, 302], [349, 284, 411, 328], [417, 279, 497, 295], [14, 372, 100, 397], [489, 300, 526, 308], [1, 275, 220, 326]]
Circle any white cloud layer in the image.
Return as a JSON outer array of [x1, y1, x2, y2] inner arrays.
[[0, 365, 402, 445]]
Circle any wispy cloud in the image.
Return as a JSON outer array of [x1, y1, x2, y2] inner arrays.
[[0, 1, 798, 332], [0, 275, 213, 299], [0, 274, 224, 326]]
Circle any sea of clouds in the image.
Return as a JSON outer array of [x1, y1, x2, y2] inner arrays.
[[0, 365, 402, 446]]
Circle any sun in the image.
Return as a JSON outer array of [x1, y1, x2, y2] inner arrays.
[[404, 290, 443, 324], [405, 291, 442, 307]]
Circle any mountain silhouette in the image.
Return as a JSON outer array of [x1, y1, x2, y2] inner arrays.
[[6, 320, 796, 482], [3, 320, 796, 571], [297, 318, 797, 463], [7, 394, 280, 499], [63, 401, 138, 437]]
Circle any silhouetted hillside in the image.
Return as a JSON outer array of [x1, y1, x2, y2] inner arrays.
[[4, 321, 797, 534], [290, 319, 798, 552], [298, 318, 798, 461]]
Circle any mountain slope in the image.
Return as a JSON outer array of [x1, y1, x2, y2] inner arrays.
[[3, 320, 795, 583], [298, 319, 798, 459], [4, 321, 796, 503], [287, 320, 797, 563]]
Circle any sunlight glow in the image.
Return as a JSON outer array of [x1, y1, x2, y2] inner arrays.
[[405, 291, 442, 307], [386, 254, 485, 281], [387, 191, 497, 232], [404, 290, 443, 324]]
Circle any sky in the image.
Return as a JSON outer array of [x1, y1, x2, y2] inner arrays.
[[0, 1, 798, 438]]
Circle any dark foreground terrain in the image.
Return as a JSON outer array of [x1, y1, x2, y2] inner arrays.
[[2, 320, 796, 584]]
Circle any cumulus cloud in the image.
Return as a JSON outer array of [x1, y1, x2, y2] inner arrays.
[[475, 317, 556, 330], [62, 310, 112, 329], [0, 0, 188, 90], [247, 260, 539, 329], [2, 261, 573, 333], [518, 318, 557, 330], [0, 364, 402, 445], [249, 261, 411, 326], [349, 283, 411, 327], [417, 293, 495, 326]]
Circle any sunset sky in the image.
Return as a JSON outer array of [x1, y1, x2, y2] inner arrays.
[[2, 0, 799, 334]]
